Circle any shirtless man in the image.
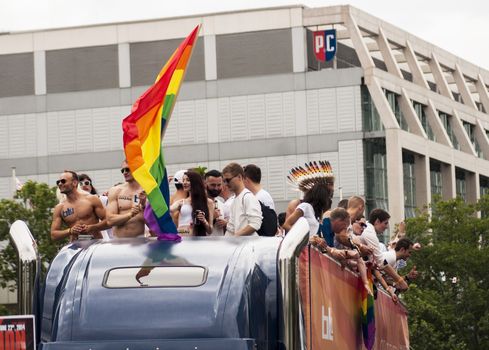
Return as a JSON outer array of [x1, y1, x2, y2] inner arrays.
[[106, 160, 146, 238], [50, 170, 107, 241]]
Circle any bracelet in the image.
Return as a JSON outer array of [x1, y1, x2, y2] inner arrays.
[[68, 227, 72, 236]]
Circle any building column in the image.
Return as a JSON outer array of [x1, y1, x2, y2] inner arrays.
[[466, 170, 478, 204], [34, 51, 46, 95], [118, 43, 131, 88], [414, 153, 430, 210], [442, 163, 455, 200], [291, 27, 307, 73], [385, 129, 404, 223], [204, 35, 217, 81]]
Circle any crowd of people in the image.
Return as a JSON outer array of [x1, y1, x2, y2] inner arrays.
[[50, 159, 420, 302]]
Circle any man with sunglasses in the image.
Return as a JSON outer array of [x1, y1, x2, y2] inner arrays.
[[106, 160, 147, 238], [222, 162, 262, 236], [50, 170, 107, 241]]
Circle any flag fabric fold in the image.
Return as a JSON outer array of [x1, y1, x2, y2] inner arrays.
[[122, 25, 200, 241], [361, 268, 376, 350]]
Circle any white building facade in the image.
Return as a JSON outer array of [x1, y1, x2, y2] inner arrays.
[[1, 4, 489, 228]]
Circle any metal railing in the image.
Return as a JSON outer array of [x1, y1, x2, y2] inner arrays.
[[9, 220, 39, 315], [278, 217, 310, 350]]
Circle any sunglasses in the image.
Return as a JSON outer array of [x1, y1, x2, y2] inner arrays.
[[120, 167, 130, 174], [357, 222, 367, 228], [56, 179, 67, 186], [223, 175, 236, 184], [80, 180, 91, 186]]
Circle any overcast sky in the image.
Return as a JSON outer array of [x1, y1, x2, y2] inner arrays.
[[1, 0, 488, 69]]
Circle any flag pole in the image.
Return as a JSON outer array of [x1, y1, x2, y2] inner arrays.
[[11, 167, 17, 198]]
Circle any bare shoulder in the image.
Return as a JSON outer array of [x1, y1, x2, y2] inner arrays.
[[87, 194, 103, 205], [53, 202, 63, 214], [108, 184, 123, 198]]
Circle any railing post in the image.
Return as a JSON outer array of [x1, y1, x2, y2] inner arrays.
[[278, 217, 310, 350], [9, 220, 39, 315]]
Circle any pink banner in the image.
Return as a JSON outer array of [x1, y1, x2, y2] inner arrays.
[[299, 247, 409, 350]]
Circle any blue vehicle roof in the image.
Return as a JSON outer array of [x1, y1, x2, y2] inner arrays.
[[40, 236, 281, 349]]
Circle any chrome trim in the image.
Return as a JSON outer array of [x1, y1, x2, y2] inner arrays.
[[9, 220, 39, 315], [278, 217, 310, 350]]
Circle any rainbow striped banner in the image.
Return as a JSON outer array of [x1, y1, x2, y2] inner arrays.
[[361, 268, 376, 350], [122, 25, 200, 240]]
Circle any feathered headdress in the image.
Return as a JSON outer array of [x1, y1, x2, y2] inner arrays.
[[287, 160, 334, 192]]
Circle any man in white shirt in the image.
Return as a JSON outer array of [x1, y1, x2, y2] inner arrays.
[[382, 237, 413, 269], [360, 208, 409, 292], [243, 164, 275, 210], [223, 163, 262, 236]]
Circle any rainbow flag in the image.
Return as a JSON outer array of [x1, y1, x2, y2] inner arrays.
[[122, 25, 200, 241], [361, 268, 376, 350]]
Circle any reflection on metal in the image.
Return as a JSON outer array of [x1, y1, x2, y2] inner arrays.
[[9, 220, 39, 315], [278, 217, 310, 350], [104, 266, 208, 288]]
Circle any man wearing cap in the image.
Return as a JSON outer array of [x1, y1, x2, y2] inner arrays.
[[170, 169, 188, 205], [106, 160, 147, 238]]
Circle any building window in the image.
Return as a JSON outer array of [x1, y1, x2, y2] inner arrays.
[[362, 86, 383, 132], [480, 175, 489, 218], [412, 101, 435, 141], [403, 152, 416, 218], [455, 168, 466, 200], [430, 160, 443, 199], [481, 176, 489, 197], [463, 121, 483, 158], [439, 111, 459, 150], [364, 138, 388, 213], [384, 89, 409, 131]]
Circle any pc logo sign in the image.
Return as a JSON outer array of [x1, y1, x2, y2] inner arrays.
[[313, 29, 336, 62]]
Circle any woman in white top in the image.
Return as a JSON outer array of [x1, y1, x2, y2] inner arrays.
[[282, 183, 332, 236], [170, 171, 214, 236]]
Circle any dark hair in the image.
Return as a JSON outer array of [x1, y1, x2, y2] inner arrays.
[[63, 170, 78, 182], [222, 162, 244, 177], [205, 169, 222, 179], [369, 208, 391, 224], [395, 238, 413, 251], [303, 183, 333, 219], [337, 199, 349, 209], [186, 171, 210, 236], [278, 212, 286, 227], [175, 183, 183, 190], [78, 173, 97, 195], [243, 164, 261, 183]]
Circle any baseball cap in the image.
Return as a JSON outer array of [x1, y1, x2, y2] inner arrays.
[[173, 170, 186, 185]]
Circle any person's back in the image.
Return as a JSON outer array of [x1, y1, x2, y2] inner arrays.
[[243, 164, 276, 210], [255, 188, 275, 211]]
